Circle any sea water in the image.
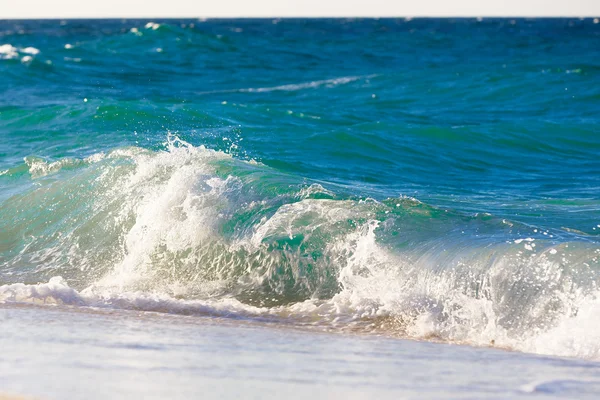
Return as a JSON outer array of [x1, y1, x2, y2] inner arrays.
[[1, 18, 600, 398], [3, 304, 600, 400]]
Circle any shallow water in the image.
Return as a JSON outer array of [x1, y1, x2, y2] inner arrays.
[[3, 304, 600, 399], [1, 18, 600, 371]]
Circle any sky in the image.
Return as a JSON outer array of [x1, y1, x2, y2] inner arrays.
[[0, 0, 599, 18]]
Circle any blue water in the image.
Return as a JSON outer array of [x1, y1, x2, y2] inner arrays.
[[1, 19, 600, 359]]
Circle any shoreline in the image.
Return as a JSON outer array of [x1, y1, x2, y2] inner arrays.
[[2, 303, 600, 399]]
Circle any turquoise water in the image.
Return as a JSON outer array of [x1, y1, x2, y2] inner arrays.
[[1, 19, 600, 359]]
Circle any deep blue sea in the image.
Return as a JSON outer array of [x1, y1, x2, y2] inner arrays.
[[1, 18, 600, 360]]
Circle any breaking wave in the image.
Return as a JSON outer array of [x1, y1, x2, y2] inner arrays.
[[1, 136, 600, 360]]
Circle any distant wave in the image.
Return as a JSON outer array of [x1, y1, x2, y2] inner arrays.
[[196, 75, 378, 95]]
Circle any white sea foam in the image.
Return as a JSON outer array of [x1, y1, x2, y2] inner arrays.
[[88, 136, 232, 291], [240, 76, 363, 93], [0, 44, 40, 61], [21, 47, 40, 55], [297, 183, 335, 199], [0, 277, 265, 318], [197, 75, 377, 96], [24, 153, 105, 178], [0, 44, 19, 59], [145, 22, 161, 30]]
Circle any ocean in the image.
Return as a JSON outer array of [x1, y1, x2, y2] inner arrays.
[[1, 18, 600, 398]]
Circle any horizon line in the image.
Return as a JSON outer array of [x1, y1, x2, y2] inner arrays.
[[2, 0, 599, 20]]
